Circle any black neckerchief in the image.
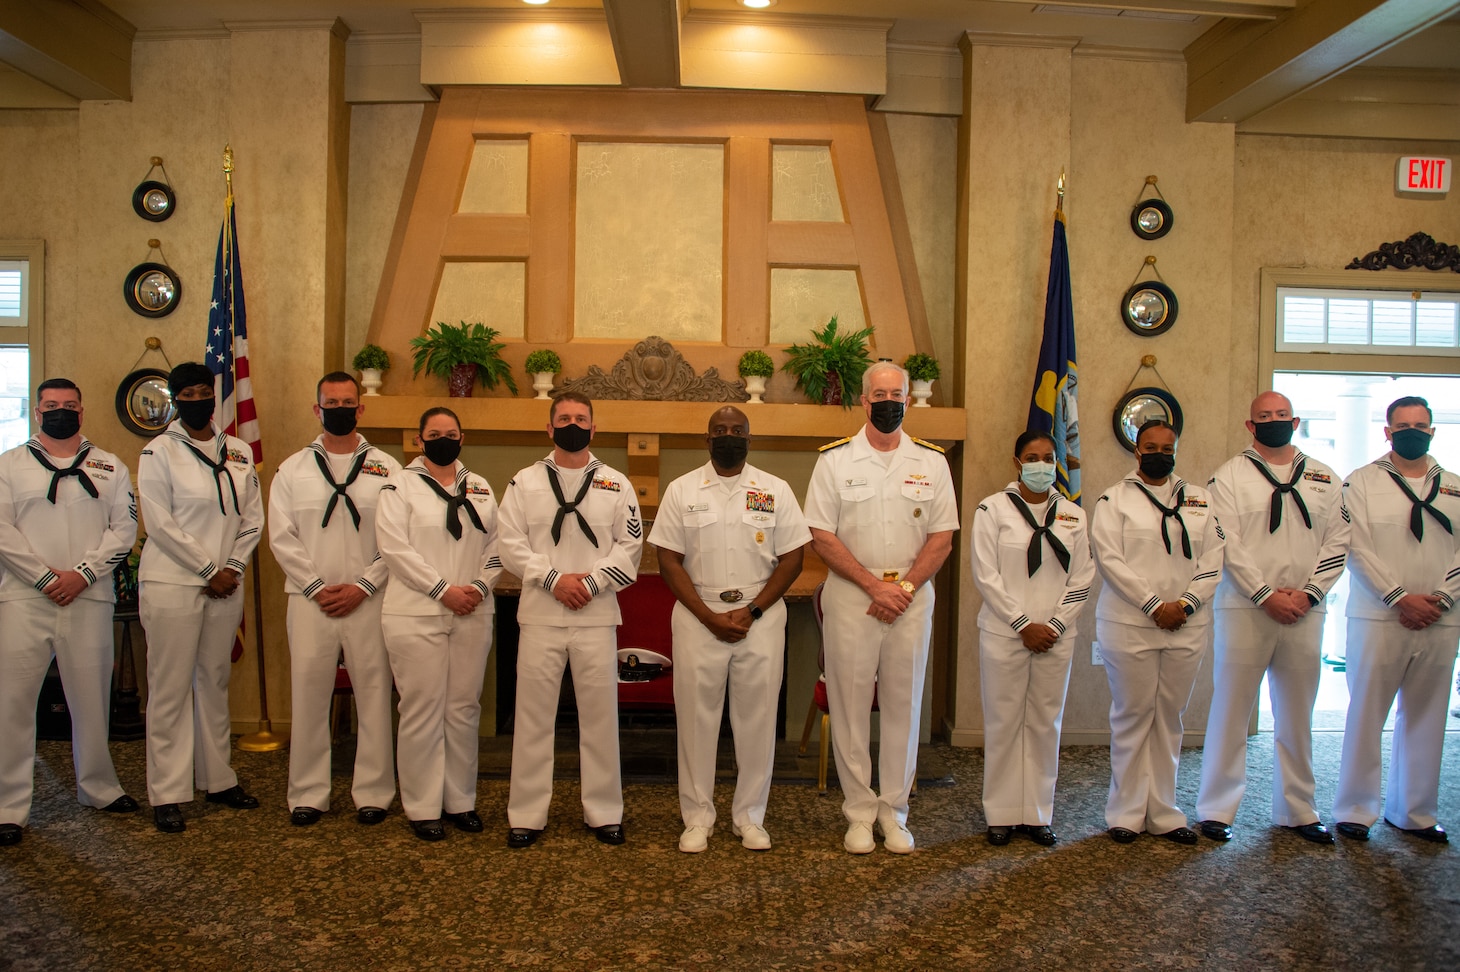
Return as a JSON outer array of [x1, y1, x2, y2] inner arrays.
[[1245, 452, 1312, 534], [28, 444, 98, 504], [1385, 469, 1452, 542], [1005, 491, 1070, 577], [417, 469, 484, 541], [181, 438, 241, 516], [314, 449, 368, 530], [545, 464, 599, 548], [1133, 480, 1192, 559]]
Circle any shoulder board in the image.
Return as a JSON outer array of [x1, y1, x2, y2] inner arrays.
[[140, 449, 154, 457], [909, 436, 945, 454], [380, 483, 396, 491], [1098, 494, 1110, 503], [977, 503, 989, 512], [818, 436, 852, 452], [508, 478, 516, 487]]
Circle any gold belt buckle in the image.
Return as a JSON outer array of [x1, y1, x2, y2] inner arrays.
[[719, 589, 744, 602], [882, 571, 900, 582]]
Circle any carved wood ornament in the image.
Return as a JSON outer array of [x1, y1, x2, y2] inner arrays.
[[1346, 232, 1460, 273], [559, 336, 749, 402]]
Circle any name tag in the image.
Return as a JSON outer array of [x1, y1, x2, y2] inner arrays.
[[687, 503, 709, 513], [843, 478, 867, 488]]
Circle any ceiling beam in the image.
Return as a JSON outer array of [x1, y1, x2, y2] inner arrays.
[[0, 0, 134, 101], [603, 0, 681, 89], [1185, 0, 1460, 123]]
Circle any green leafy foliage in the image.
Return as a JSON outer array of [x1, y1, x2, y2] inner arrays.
[[410, 320, 518, 394], [524, 349, 563, 375], [351, 344, 390, 371], [780, 315, 874, 408], [737, 349, 775, 378], [903, 352, 940, 382]]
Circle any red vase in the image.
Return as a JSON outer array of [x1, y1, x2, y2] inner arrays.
[[447, 364, 478, 398], [821, 371, 842, 406]]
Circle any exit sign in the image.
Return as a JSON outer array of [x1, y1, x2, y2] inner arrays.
[[1396, 156, 1451, 194]]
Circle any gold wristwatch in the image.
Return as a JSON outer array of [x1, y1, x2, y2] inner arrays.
[[898, 580, 915, 595]]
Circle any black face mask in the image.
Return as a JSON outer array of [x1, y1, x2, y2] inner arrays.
[[39, 409, 81, 440], [1391, 428, 1433, 461], [553, 423, 592, 454], [1138, 452, 1176, 480], [321, 406, 358, 437], [869, 400, 905, 434], [176, 398, 216, 432], [1252, 419, 1295, 449], [421, 436, 462, 467], [709, 435, 749, 470]]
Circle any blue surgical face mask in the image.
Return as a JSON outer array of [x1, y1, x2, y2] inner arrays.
[[1019, 461, 1057, 494]]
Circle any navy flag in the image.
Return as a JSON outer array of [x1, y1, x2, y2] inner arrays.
[[1026, 212, 1080, 503]]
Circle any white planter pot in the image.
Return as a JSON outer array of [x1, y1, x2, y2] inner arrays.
[[359, 368, 383, 396], [910, 378, 933, 408], [532, 372, 557, 400], [743, 374, 767, 404]]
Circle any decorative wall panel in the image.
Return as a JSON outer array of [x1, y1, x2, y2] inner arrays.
[[459, 139, 528, 214], [430, 261, 526, 337], [772, 144, 843, 222]]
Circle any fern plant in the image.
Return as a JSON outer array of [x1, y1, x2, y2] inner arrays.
[[410, 320, 517, 394], [780, 315, 875, 408]]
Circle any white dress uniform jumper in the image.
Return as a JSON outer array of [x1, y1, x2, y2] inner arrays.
[[1197, 449, 1349, 828], [970, 485, 1094, 828], [803, 427, 959, 833], [1333, 456, 1460, 831], [0, 438, 137, 827], [269, 436, 401, 815], [649, 461, 812, 837], [137, 421, 264, 806], [375, 458, 501, 823], [1091, 473, 1224, 834]]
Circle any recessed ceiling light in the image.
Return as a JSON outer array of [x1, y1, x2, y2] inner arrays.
[[740, 0, 777, 8], [522, 0, 550, 6]]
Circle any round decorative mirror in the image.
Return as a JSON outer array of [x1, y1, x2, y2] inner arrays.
[[1121, 281, 1178, 337], [132, 180, 175, 222], [1113, 386, 1184, 453], [123, 262, 181, 318], [1130, 198, 1172, 240], [115, 368, 175, 436]]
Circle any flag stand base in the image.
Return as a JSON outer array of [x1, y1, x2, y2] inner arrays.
[[239, 722, 288, 752]]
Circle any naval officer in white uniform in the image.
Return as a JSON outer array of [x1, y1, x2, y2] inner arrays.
[[0, 379, 138, 847], [804, 361, 958, 855], [651, 405, 810, 853]]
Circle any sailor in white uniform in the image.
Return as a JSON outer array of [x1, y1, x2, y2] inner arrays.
[[0, 379, 138, 848], [1195, 391, 1349, 845], [804, 361, 958, 855], [971, 429, 1094, 847], [1091, 419, 1223, 845], [138, 362, 264, 834], [1333, 395, 1460, 845], [500, 391, 642, 848], [376, 407, 500, 842], [270, 372, 400, 828], [651, 405, 810, 853]]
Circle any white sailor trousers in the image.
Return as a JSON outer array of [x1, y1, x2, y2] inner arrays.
[[1098, 618, 1206, 834], [141, 581, 243, 805], [382, 611, 490, 821], [1197, 608, 1323, 827], [978, 629, 1075, 827], [821, 573, 934, 827], [507, 623, 622, 830], [1334, 617, 1459, 830], [286, 593, 396, 813], [672, 598, 786, 831], [0, 598, 123, 826]]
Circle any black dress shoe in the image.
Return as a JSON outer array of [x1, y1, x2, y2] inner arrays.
[[1020, 825, 1057, 846], [587, 822, 625, 845], [1108, 827, 1139, 844], [1389, 821, 1448, 844], [1157, 827, 1199, 846], [101, 795, 139, 814], [444, 810, 483, 833], [508, 827, 543, 848], [410, 819, 446, 842], [1290, 822, 1334, 845], [153, 804, 185, 834], [0, 823, 21, 846], [1199, 819, 1233, 842], [986, 826, 1012, 846], [291, 807, 323, 826], [357, 807, 387, 826], [205, 786, 259, 810], [1336, 821, 1370, 841]]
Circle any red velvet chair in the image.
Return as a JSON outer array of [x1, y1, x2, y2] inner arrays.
[[615, 574, 677, 711]]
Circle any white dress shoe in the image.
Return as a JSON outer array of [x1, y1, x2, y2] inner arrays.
[[733, 823, 772, 851], [877, 813, 915, 854], [844, 820, 875, 854], [679, 825, 712, 853]]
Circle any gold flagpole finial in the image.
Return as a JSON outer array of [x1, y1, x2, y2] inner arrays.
[[1056, 168, 1066, 217], [223, 144, 234, 201]]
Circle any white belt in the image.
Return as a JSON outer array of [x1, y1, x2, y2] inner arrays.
[[696, 582, 767, 604]]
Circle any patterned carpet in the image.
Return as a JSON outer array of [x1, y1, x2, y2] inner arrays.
[[2, 730, 1457, 971]]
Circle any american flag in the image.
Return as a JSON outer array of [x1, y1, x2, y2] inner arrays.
[[206, 195, 262, 464]]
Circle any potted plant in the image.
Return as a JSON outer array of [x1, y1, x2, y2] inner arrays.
[[410, 320, 518, 398], [351, 344, 390, 396], [524, 348, 563, 400], [903, 352, 940, 408], [780, 315, 874, 408], [737, 349, 774, 404]]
